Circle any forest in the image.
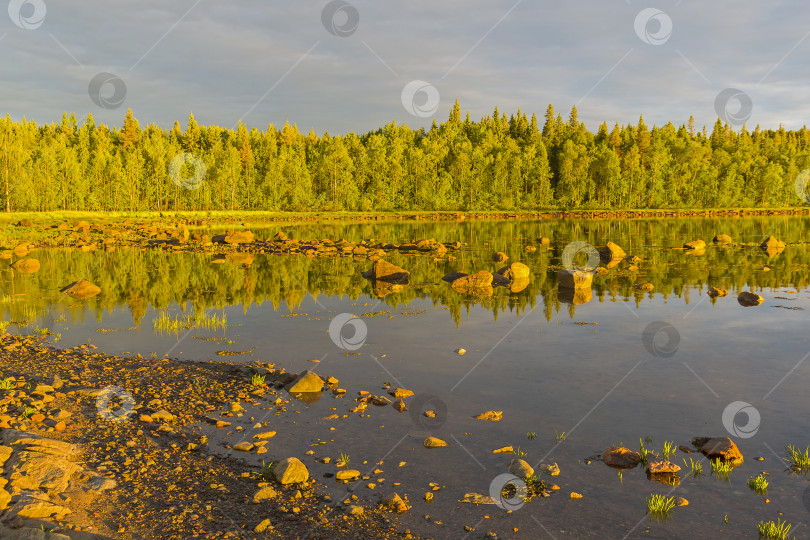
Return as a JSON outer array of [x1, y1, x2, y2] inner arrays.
[[1, 102, 809, 212]]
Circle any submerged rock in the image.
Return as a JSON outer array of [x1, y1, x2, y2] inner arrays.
[[760, 235, 785, 250], [713, 234, 733, 244], [492, 252, 508, 263], [10, 259, 39, 273], [647, 460, 681, 474]]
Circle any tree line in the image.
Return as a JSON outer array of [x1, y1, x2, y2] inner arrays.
[[2, 102, 809, 212]]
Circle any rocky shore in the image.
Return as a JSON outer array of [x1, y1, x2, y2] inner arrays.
[[0, 334, 415, 539]]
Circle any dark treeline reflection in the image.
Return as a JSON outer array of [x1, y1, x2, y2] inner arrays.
[[2, 217, 809, 327]]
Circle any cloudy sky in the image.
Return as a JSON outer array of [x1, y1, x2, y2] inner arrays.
[[2, 0, 809, 135]]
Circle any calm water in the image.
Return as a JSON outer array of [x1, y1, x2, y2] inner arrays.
[[3, 216, 810, 538]]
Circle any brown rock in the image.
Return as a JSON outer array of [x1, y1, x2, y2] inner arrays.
[[684, 239, 706, 250], [557, 269, 593, 289], [423, 437, 447, 448], [760, 236, 785, 250], [497, 262, 530, 280], [647, 460, 681, 474], [737, 291, 764, 307], [473, 411, 503, 421], [381, 493, 409, 513], [492, 252, 508, 263], [442, 271, 468, 283], [60, 279, 101, 300], [224, 231, 254, 244], [366, 259, 410, 283], [599, 241, 626, 261], [691, 437, 744, 465], [713, 234, 732, 244], [708, 287, 728, 298], [602, 446, 642, 469]]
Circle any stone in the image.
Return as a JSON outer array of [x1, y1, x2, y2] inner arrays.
[[0, 488, 10, 511], [273, 231, 288, 242], [59, 279, 101, 299], [603, 447, 642, 469], [381, 493, 409, 513], [272, 457, 309, 485], [473, 411, 503, 421], [760, 236, 785, 250], [10, 259, 39, 273], [254, 518, 272, 533], [253, 486, 277, 503], [497, 262, 530, 280], [451, 271, 493, 289], [683, 240, 706, 250], [151, 410, 175, 422], [224, 231, 254, 244], [599, 241, 626, 261], [557, 269, 593, 289], [287, 370, 324, 393], [6, 496, 71, 519], [233, 442, 254, 452], [336, 469, 361, 481], [634, 282, 654, 292], [490, 272, 510, 286], [492, 446, 514, 454], [253, 431, 276, 440], [423, 437, 448, 448], [538, 463, 560, 476], [674, 497, 689, 506], [366, 259, 410, 283], [708, 287, 728, 298], [692, 437, 743, 465], [647, 460, 681, 474], [570, 492, 583, 499], [509, 277, 530, 293], [738, 291, 764, 307], [713, 234, 733, 244], [392, 399, 407, 412], [442, 271, 468, 283], [508, 459, 534, 480], [492, 252, 508, 263], [387, 388, 414, 399]]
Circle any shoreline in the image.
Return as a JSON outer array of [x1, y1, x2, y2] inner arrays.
[[0, 334, 415, 539]]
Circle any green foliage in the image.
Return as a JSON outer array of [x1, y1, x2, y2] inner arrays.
[[338, 452, 350, 466], [711, 459, 734, 480], [0, 377, 15, 390], [526, 431, 537, 440], [251, 373, 266, 387], [2, 105, 809, 213], [646, 494, 676, 521], [555, 430, 566, 442], [662, 440, 675, 461], [757, 518, 793, 539], [747, 474, 769, 495], [783, 445, 810, 475], [21, 406, 36, 419], [683, 457, 703, 477]]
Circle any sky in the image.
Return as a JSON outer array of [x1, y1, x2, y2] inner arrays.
[[2, 0, 810, 135]]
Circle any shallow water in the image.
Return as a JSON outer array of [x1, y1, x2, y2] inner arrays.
[[3, 216, 810, 538]]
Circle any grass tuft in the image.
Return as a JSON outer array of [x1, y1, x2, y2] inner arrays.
[[747, 474, 769, 495], [757, 518, 793, 539], [711, 459, 733, 480], [646, 494, 676, 522], [783, 445, 810, 476]]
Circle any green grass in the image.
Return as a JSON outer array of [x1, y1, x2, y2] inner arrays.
[[258, 460, 275, 482], [783, 445, 810, 476], [514, 446, 528, 459], [153, 310, 227, 334], [646, 494, 676, 521], [0, 378, 15, 390], [555, 430, 566, 442], [747, 474, 769, 495], [251, 373, 266, 387], [757, 518, 793, 539], [526, 431, 536, 440], [0, 320, 9, 333], [338, 452, 350, 467], [662, 441, 676, 462], [639, 438, 653, 465], [711, 459, 734, 480], [683, 457, 704, 478], [21, 406, 36, 419], [153, 311, 182, 333]]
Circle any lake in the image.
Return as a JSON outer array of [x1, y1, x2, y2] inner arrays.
[[2, 215, 810, 538]]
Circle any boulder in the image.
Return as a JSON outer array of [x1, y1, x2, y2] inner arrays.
[[713, 234, 733, 244], [12, 243, 30, 257], [224, 231, 254, 244], [508, 459, 534, 480], [365, 259, 410, 283], [691, 437, 743, 465], [272, 457, 309, 485], [442, 271, 468, 283], [497, 262, 530, 280], [10, 259, 40, 273], [451, 271, 494, 296], [647, 460, 681, 474], [509, 277, 530, 293], [423, 437, 447, 448], [599, 241, 625, 261], [683, 240, 706, 250], [634, 282, 654, 292], [708, 287, 728, 298], [602, 446, 642, 469], [59, 279, 101, 299], [760, 236, 785, 249], [738, 291, 764, 307], [490, 272, 510, 286], [336, 469, 361, 481], [492, 252, 508, 263], [557, 269, 593, 289], [381, 493, 410, 513], [287, 370, 324, 393]]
